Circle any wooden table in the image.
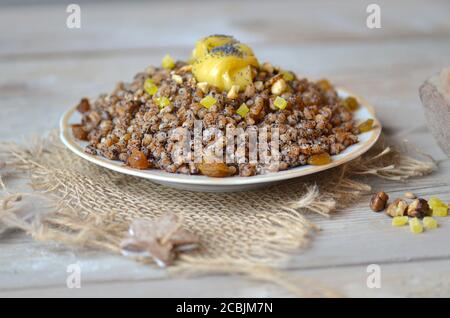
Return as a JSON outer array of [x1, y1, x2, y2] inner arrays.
[[1, 0, 449, 297]]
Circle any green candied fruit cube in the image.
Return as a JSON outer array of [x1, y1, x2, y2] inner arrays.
[[274, 96, 287, 110], [144, 79, 158, 96], [423, 217, 438, 230], [432, 206, 448, 217], [156, 96, 170, 109], [162, 54, 175, 70], [429, 197, 446, 209], [409, 217, 423, 234], [392, 216, 408, 227], [236, 103, 249, 117], [200, 95, 217, 109]]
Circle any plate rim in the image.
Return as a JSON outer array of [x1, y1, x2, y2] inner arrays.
[[60, 87, 382, 186]]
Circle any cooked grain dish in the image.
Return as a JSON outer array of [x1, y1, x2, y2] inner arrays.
[[72, 35, 368, 177]]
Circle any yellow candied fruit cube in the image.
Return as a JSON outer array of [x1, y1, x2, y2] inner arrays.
[[423, 217, 438, 230], [144, 79, 158, 96], [392, 216, 409, 227], [236, 103, 249, 117], [155, 96, 170, 109], [432, 206, 448, 217], [162, 54, 175, 70], [409, 217, 423, 234], [200, 95, 217, 109], [281, 70, 294, 82], [429, 197, 447, 209], [274, 96, 287, 110]]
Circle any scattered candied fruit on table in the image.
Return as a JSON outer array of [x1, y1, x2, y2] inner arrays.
[[236, 103, 249, 117], [357, 119, 374, 133], [432, 206, 448, 217], [273, 96, 287, 110], [162, 54, 175, 70], [281, 70, 294, 82], [127, 149, 149, 169], [307, 153, 332, 166], [200, 95, 217, 109], [392, 216, 409, 227], [409, 217, 423, 234], [423, 216, 438, 230]]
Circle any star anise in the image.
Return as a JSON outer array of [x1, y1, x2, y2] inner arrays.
[[120, 212, 199, 267]]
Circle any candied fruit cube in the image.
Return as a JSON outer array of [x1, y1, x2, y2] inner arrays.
[[155, 96, 170, 109], [307, 153, 332, 165], [236, 103, 249, 117], [200, 95, 217, 109], [358, 119, 374, 133], [429, 197, 446, 209], [162, 54, 175, 70], [423, 217, 438, 230], [274, 96, 287, 110], [144, 79, 158, 96], [432, 206, 448, 217], [409, 217, 423, 234], [392, 216, 408, 227]]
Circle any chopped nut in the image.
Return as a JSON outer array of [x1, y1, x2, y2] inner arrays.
[[197, 82, 209, 94], [370, 191, 389, 212], [261, 62, 274, 74], [172, 74, 183, 84], [227, 85, 240, 99], [178, 65, 192, 73], [386, 198, 408, 217], [254, 81, 264, 91], [404, 192, 417, 199], [271, 78, 287, 95], [407, 198, 431, 218]]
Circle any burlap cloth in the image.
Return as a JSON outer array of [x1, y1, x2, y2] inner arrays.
[[0, 132, 435, 297]]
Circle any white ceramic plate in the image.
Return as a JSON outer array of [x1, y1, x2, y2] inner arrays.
[[60, 88, 381, 192]]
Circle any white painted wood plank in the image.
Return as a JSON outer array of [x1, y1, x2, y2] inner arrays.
[[1, 0, 450, 56]]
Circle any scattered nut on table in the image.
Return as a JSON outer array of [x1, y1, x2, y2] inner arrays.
[[404, 192, 417, 199], [370, 191, 389, 212], [386, 198, 408, 217], [407, 198, 432, 218]]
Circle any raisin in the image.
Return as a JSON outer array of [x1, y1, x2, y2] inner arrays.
[[307, 153, 332, 165], [71, 124, 88, 140], [127, 149, 149, 169]]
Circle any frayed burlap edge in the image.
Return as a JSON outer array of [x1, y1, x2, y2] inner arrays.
[[0, 132, 436, 297]]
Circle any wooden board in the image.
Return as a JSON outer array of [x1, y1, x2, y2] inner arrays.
[[0, 0, 449, 297]]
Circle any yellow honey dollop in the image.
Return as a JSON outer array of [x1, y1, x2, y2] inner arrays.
[[191, 35, 259, 91]]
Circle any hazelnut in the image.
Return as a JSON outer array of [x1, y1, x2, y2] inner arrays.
[[386, 198, 408, 217], [171, 74, 183, 84], [407, 198, 431, 218], [370, 191, 389, 212]]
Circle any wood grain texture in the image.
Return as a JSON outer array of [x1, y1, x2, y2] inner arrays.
[[0, 0, 449, 297]]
